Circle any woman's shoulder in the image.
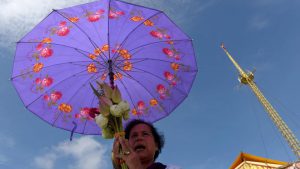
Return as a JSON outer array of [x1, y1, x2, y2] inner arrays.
[[148, 162, 181, 169], [166, 164, 181, 169]]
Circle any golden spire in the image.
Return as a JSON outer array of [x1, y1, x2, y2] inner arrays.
[[221, 43, 300, 159]]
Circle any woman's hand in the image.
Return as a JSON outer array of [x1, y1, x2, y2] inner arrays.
[[112, 137, 143, 169]]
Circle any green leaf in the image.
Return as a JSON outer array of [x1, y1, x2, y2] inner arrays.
[[111, 85, 122, 103], [90, 83, 101, 97], [100, 82, 113, 98]]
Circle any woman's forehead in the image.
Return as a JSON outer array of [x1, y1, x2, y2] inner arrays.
[[130, 123, 151, 133]]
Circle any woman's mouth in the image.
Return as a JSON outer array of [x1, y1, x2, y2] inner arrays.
[[134, 145, 146, 152]]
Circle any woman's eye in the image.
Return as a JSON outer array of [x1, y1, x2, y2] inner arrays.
[[143, 132, 149, 136], [131, 134, 137, 138]]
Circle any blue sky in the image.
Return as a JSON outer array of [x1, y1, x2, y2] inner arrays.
[[1, 0, 300, 169]]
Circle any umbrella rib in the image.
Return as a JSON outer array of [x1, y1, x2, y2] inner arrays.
[[54, 9, 98, 48], [115, 58, 197, 73], [113, 56, 196, 96], [116, 71, 169, 120], [114, 58, 148, 67], [190, 38, 198, 72], [11, 61, 106, 80], [79, 6, 109, 62], [17, 41, 92, 55], [54, 10, 98, 49], [116, 0, 162, 13], [108, 1, 133, 53], [82, 74, 103, 134], [74, 48, 107, 68], [108, 0, 112, 59], [114, 74, 140, 119], [162, 12, 193, 40], [91, 21, 105, 45], [88, 12, 107, 51], [26, 69, 90, 108], [115, 39, 192, 65], [113, 66, 169, 117], [17, 41, 108, 65], [89, 29, 110, 64], [128, 39, 191, 53], [131, 66, 187, 96], [111, 11, 163, 62], [16, 10, 55, 43], [52, 72, 99, 126], [54, 10, 109, 60], [71, 63, 107, 70], [113, 39, 194, 66]]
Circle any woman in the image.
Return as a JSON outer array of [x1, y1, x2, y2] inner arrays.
[[112, 119, 180, 169]]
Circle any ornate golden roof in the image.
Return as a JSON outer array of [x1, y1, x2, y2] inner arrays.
[[230, 152, 288, 169]]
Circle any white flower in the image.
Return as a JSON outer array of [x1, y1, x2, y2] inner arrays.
[[122, 110, 130, 120], [118, 100, 130, 112], [110, 104, 123, 117], [95, 114, 108, 128]]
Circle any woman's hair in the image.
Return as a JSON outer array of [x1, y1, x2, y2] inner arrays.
[[125, 119, 165, 160]]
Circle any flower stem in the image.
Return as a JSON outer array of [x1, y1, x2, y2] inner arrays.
[[121, 163, 128, 169], [113, 117, 128, 169], [113, 116, 119, 133]]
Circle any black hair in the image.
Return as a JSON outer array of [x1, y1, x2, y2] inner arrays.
[[125, 119, 165, 160]]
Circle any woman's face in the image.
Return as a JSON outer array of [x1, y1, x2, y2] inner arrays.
[[128, 123, 158, 162]]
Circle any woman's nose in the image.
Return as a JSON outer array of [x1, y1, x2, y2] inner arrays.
[[135, 134, 144, 141]]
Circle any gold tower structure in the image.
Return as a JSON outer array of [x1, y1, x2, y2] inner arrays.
[[220, 43, 300, 159]]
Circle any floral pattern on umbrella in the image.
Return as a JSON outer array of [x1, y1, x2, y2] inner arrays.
[[12, 0, 198, 135]]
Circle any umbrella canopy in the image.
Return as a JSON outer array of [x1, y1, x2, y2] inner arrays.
[[11, 0, 198, 135]]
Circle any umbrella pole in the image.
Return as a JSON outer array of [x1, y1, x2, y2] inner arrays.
[[108, 59, 115, 89], [108, 60, 128, 169]]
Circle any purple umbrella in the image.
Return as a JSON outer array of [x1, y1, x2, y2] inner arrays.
[[11, 0, 198, 136]]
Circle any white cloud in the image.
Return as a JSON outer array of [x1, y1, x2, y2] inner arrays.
[[34, 153, 57, 169], [188, 157, 225, 169], [0, 0, 94, 49], [193, 0, 216, 13], [33, 136, 108, 169], [125, 0, 215, 24], [0, 134, 15, 165], [0, 134, 15, 148], [248, 16, 269, 30], [254, 0, 285, 6], [0, 0, 213, 51], [0, 154, 9, 164]]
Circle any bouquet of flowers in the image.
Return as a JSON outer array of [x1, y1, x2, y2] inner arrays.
[[90, 82, 130, 169]]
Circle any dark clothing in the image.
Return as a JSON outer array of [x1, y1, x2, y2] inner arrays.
[[147, 162, 167, 169]]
